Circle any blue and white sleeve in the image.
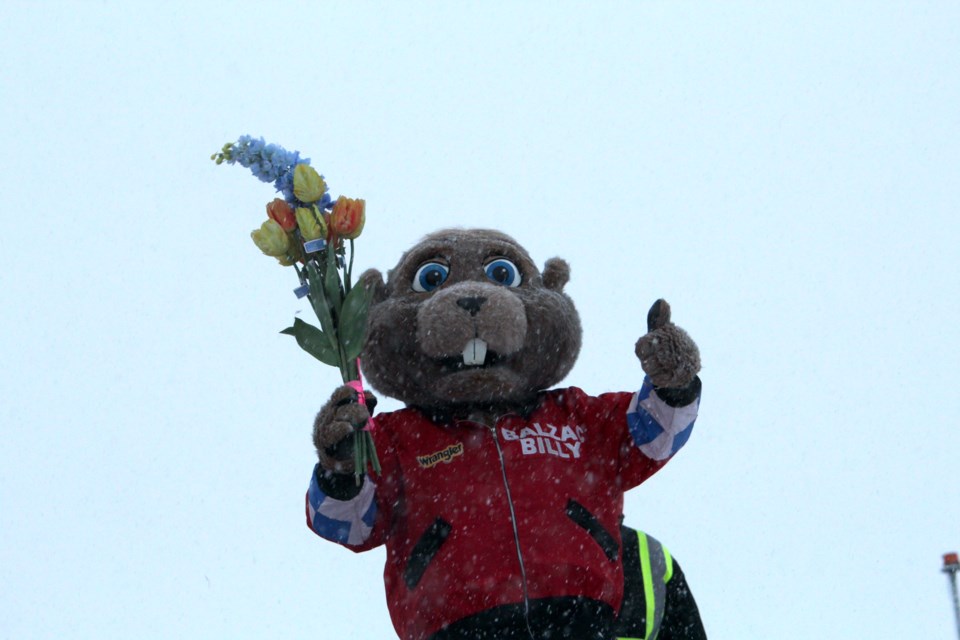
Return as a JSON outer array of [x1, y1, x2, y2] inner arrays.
[[625, 376, 701, 461], [305, 464, 378, 546]]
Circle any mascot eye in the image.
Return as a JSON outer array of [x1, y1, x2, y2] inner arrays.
[[484, 259, 521, 287], [412, 262, 450, 292]]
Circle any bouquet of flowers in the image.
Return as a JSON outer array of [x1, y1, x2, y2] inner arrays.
[[212, 136, 379, 483]]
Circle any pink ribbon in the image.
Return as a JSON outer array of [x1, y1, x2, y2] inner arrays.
[[345, 358, 376, 432]]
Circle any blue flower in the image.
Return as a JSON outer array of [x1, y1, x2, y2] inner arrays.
[[228, 136, 308, 185], [275, 170, 296, 202], [317, 191, 333, 210], [218, 136, 329, 207]]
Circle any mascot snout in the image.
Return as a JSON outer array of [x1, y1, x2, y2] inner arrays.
[[416, 281, 528, 366]]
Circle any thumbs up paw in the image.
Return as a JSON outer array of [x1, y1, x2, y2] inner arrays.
[[635, 299, 701, 389]]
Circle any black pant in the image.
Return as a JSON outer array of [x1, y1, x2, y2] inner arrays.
[[430, 596, 616, 640]]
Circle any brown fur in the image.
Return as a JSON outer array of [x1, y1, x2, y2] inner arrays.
[[315, 228, 701, 473], [635, 299, 701, 388], [359, 228, 582, 411], [312, 387, 376, 473]]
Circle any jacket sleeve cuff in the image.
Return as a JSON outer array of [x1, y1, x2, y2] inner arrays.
[[654, 375, 702, 408], [315, 464, 364, 500]]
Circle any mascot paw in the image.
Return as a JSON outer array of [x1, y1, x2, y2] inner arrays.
[[313, 385, 377, 474], [635, 299, 701, 389]]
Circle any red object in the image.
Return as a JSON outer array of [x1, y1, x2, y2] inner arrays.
[[345, 359, 376, 432], [313, 386, 690, 640], [944, 552, 960, 567], [265, 198, 296, 231], [330, 196, 365, 239]]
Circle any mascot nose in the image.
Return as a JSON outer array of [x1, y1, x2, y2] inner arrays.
[[456, 296, 487, 316]]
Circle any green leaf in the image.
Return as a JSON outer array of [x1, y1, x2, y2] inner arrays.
[[280, 318, 341, 368], [305, 261, 339, 352], [324, 243, 343, 320], [338, 280, 372, 360]]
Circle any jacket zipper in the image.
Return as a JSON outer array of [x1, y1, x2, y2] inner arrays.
[[490, 422, 536, 640]]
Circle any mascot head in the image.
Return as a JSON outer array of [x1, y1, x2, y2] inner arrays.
[[359, 229, 582, 411]]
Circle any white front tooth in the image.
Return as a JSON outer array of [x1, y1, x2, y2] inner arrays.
[[462, 338, 488, 366]]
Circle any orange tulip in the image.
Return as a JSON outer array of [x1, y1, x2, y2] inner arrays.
[[330, 196, 366, 240], [266, 198, 297, 232]]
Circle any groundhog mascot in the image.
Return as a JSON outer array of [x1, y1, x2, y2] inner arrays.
[[305, 229, 702, 640]]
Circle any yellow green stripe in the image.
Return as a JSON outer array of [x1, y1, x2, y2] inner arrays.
[[638, 531, 656, 640], [662, 543, 674, 584]]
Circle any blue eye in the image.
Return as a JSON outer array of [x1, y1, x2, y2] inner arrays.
[[412, 262, 450, 292], [484, 259, 521, 287]]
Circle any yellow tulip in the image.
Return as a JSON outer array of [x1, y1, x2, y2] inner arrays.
[[276, 244, 305, 266], [296, 206, 328, 241], [275, 237, 304, 266], [251, 219, 290, 257], [293, 164, 327, 203]]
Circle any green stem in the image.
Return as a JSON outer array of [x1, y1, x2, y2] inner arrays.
[[354, 429, 362, 486], [345, 239, 355, 294], [336, 337, 352, 382], [366, 431, 381, 474]]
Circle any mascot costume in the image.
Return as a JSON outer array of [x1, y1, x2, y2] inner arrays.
[[305, 228, 702, 640]]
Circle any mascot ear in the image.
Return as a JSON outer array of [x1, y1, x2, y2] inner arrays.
[[541, 258, 570, 292], [358, 268, 388, 304]]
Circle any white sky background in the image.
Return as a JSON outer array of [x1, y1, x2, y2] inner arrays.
[[1, 1, 958, 638]]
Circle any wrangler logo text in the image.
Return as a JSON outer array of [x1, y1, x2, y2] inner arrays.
[[417, 443, 464, 468]]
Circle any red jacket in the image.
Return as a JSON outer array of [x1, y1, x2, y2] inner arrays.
[[306, 381, 700, 640]]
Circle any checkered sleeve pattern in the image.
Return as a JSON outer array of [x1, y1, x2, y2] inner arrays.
[[305, 464, 378, 546], [625, 377, 699, 461]]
